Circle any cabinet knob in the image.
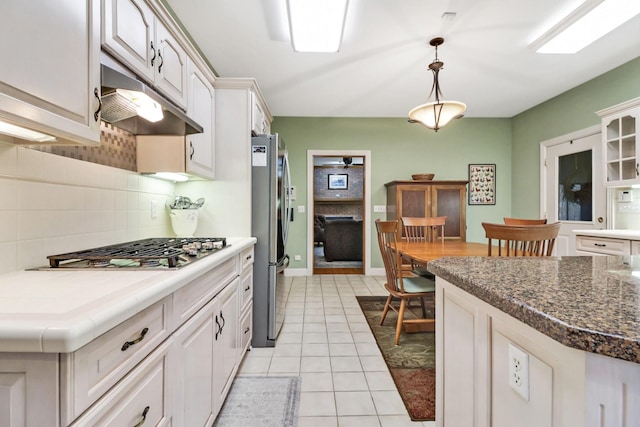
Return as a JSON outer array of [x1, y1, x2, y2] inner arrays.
[[597, 217, 604, 223]]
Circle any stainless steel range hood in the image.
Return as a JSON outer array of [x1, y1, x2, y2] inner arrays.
[[100, 64, 203, 135]]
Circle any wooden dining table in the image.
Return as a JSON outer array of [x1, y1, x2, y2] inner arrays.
[[393, 240, 490, 333]]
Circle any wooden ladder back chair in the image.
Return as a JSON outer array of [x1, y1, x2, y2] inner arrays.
[[482, 222, 560, 256], [401, 216, 447, 242], [503, 217, 547, 225], [375, 219, 435, 345]]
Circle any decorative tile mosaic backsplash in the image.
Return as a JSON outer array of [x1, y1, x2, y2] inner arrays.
[[29, 122, 137, 171]]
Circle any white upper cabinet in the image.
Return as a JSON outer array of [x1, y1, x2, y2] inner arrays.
[[252, 92, 270, 135], [186, 59, 216, 179], [0, 0, 101, 145], [102, 0, 188, 108], [598, 98, 640, 186]]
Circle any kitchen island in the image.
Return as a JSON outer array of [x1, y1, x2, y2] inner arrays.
[[428, 255, 640, 427], [0, 237, 256, 427]]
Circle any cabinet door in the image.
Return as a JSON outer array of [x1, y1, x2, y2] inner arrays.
[[173, 297, 216, 427], [155, 19, 188, 108], [252, 93, 266, 135], [0, 0, 100, 145], [399, 185, 430, 218], [102, 0, 155, 84], [213, 278, 239, 414], [186, 60, 215, 179], [431, 184, 466, 241]]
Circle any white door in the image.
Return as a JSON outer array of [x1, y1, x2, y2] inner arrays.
[[542, 127, 606, 255]]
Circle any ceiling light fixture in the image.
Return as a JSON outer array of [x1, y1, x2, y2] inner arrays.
[[286, 0, 349, 53], [408, 37, 466, 132], [531, 0, 640, 54]]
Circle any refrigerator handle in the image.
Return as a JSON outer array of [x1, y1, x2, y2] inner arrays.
[[282, 151, 292, 247]]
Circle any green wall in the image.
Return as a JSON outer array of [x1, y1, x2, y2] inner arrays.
[[511, 56, 640, 216], [271, 117, 512, 269], [272, 56, 640, 270]]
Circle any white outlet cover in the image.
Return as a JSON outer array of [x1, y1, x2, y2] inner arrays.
[[508, 343, 530, 401]]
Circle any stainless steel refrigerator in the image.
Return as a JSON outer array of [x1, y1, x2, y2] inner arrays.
[[251, 134, 292, 347]]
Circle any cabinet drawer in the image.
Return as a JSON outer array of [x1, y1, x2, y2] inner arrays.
[[576, 236, 630, 256], [239, 306, 252, 355], [240, 268, 253, 312], [60, 297, 171, 424], [631, 240, 640, 255], [69, 340, 171, 427], [174, 257, 237, 325], [241, 246, 254, 272]]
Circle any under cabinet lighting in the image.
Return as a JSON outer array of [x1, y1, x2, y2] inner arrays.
[[0, 120, 57, 143], [146, 172, 190, 182], [116, 89, 164, 123], [287, 0, 349, 52], [531, 0, 640, 54]]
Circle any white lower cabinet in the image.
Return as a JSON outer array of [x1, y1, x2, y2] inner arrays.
[[0, 244, 254, 427], [173, 274, 241, 426]]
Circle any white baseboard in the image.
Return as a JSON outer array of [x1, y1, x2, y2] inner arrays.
[[284, 267, 385, 276]]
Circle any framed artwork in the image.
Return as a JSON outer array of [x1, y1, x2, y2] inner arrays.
[[328, 173, 348, 190], [468, 164, 496, 205]]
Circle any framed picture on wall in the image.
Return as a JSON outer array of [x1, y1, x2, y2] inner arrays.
[[328, 174, 348, 190], [468, 164, 496, 205]]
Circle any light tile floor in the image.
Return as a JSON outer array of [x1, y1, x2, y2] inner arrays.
[[237, 274, 436, 427]]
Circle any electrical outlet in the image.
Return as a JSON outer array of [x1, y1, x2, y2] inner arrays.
[[297, 205, 305, 213], [508, 343, 530, 401], [294, 255, 301, 261], [373, 205, 387, 213]]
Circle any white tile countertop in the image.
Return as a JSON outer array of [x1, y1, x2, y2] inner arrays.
[[572, 229, 640, 239], [0, 237, 256, 353]]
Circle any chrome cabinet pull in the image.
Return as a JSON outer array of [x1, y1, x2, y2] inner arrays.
[[93, 88, 101, 122], [150, 41, 156, 66], [121, 327, 149, 351], [132, 406, 150, 427]]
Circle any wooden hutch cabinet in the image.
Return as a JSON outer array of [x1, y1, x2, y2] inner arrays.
[[385, 180, 468, 241]]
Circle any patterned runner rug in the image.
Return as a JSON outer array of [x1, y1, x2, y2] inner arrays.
[[356, 295, 436, 421], [213, 376, 301, 427]]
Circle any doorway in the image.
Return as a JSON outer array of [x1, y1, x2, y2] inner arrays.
[[307, 150, 371, 275], [541, 125, 607, 255]]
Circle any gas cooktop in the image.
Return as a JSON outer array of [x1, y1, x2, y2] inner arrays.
[[45, 237, 228, 269]]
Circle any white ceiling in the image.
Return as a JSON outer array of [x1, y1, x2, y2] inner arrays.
[[165, 0, 640, 119]]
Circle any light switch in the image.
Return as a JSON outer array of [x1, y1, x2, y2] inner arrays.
[[297, 205, 305, 213]]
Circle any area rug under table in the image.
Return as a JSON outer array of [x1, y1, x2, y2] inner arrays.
[[213, 376, 301, 427], [356, 295, 436, 421]]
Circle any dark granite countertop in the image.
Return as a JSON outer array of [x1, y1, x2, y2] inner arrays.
[[427, 256, 640, 364]]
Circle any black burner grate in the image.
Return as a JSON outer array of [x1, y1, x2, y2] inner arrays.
[[47, 238, 227, 268]]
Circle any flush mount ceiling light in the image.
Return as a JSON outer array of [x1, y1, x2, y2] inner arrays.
[[408, 37, 466, 132], [531, 0, 640, 54], [286, 0, 349, 52], [0, 120, 57, 143], [115, 89, 164, 123]]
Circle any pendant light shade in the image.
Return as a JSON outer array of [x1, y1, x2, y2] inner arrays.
[[408, 37, 466, 132]]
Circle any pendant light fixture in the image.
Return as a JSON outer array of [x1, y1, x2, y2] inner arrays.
[[408, 37, 466, 132]]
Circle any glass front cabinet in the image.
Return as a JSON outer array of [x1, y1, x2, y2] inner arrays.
[[598, 97, 640, 186]]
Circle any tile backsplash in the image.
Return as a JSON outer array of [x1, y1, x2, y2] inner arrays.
[[0, 140, 175, 274]]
